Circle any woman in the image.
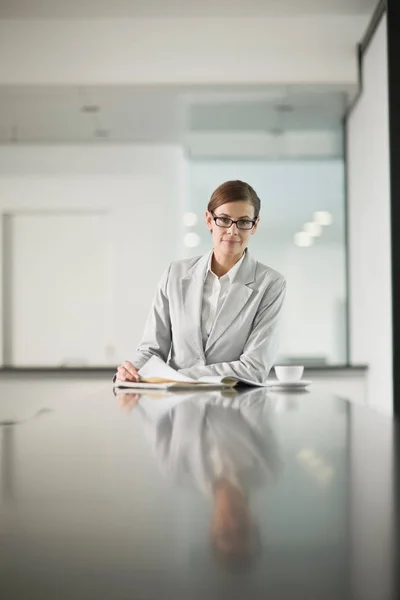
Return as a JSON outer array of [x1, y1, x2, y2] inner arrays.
[[116, 180, 286, 385]]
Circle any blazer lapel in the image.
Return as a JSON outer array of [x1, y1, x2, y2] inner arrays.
[[205, 251, 258, 352], [180, 253, 210, 359]]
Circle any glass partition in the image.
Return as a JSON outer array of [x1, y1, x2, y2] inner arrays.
[[183, 158, 347, 365]]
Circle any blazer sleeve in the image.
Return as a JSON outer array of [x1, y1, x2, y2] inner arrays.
[[130, 263, 173, 370], [178, 276, 286, 385]]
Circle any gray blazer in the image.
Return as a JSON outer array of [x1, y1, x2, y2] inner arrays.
[[132, 250, 286, 384]]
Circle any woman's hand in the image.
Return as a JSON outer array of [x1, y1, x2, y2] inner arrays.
[[116, 361, 140, 382]]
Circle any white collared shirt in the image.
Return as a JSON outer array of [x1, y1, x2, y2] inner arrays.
[[201, 251, 246, 346]]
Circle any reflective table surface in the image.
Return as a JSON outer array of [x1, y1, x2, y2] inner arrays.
[[0, 378, 398, 599]]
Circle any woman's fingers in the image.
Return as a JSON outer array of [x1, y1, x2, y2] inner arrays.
[[123, 361, 140, 381], [118, 367, 131, 381], [117, 362, 140, 381]]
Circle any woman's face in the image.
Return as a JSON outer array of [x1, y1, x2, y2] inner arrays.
[[206, 201, 259, 258]]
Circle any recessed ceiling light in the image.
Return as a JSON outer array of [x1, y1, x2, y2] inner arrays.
[[313, 211, 333, 226], [81, 105, 100, 113], [303, 222, 322, 237], [294, 232, 313, 247], [184, 233, 201, 248], [183, 212, 198, 227], [275, 103, 294, 113]]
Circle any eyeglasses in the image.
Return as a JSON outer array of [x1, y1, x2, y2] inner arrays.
[[212, 213, 257, 231]]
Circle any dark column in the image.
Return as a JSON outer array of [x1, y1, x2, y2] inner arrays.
[[387, 0, 400, 418], [387, 6, 400, 597]]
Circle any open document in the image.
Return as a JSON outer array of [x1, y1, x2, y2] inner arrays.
[[113, 356, 239, 390]]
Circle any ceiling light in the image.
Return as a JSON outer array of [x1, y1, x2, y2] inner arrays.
[[313, 211, 333, 226], [81, 105, 100, 113], [294, 232, 313, 247], [303, 222, 322, 237], [274, 103, 294, 113], [184, 233, 201, 248], [183, 212, 198, 227]]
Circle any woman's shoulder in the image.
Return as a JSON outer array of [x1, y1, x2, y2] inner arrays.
[[168, 254, 207, 278], [251, 260, 286, 305], [254, 260, 285, 285], [243, 252, 284, 287]]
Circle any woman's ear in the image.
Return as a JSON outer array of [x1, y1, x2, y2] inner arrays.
[[251, 216, 260, 235], [205, 210, 213, 232]]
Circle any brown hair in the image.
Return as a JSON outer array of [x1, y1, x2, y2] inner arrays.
[[207, 180, 261, 218]]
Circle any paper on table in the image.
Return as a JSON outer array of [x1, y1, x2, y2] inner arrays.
[[137, 356, 237, 385], [138, 356, 196, 383]]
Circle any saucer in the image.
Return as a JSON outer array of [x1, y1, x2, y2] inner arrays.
[[267, 379, 312, 389]]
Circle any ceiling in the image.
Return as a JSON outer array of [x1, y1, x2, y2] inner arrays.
[[0, 84, 350, 147], [0, 0, 379, 18], [0, 1, 375, 153]]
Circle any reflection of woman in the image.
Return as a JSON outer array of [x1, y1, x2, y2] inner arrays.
[[116, 180, 286, 385], [120, 389, 280, 566]]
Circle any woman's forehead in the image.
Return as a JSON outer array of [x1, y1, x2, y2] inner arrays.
[[214, 201, 255, 217]]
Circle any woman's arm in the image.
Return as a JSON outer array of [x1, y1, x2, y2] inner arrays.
[[131, 264, 173, 369], [178, 276, 286, 384]]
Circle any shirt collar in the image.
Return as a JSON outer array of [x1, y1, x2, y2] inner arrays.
[[204, 249, 246, 283]]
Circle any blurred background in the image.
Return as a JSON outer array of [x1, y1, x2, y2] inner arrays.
[[0, 0, 391, 411]]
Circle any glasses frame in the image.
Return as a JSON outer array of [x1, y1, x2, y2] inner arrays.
[[211, 213, 257, 231]]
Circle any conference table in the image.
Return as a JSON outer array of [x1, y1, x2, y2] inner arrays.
[[0, 378, 398, 599]]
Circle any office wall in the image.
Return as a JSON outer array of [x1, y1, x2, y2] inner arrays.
[[0, 147, 348, 367], [347, 16, 392, 414], [0, 145, 187, 365], [0, 16, 368, 85]]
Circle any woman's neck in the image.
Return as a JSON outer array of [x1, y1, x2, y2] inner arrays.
[[211, 249, 244, 278]]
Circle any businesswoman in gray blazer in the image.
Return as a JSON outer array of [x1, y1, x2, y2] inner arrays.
[[116, 180, 286, 385]]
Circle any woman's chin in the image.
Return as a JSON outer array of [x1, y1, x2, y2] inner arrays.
[[218, 245, 243, 258], [222, 241, 241, 250]]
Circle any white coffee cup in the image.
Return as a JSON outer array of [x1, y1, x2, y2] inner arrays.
[[274, 365, 304, 383]]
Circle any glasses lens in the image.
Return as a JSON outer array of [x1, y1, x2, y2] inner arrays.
[[215, 217, 232, 228], [237, 220, 254, 230]]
